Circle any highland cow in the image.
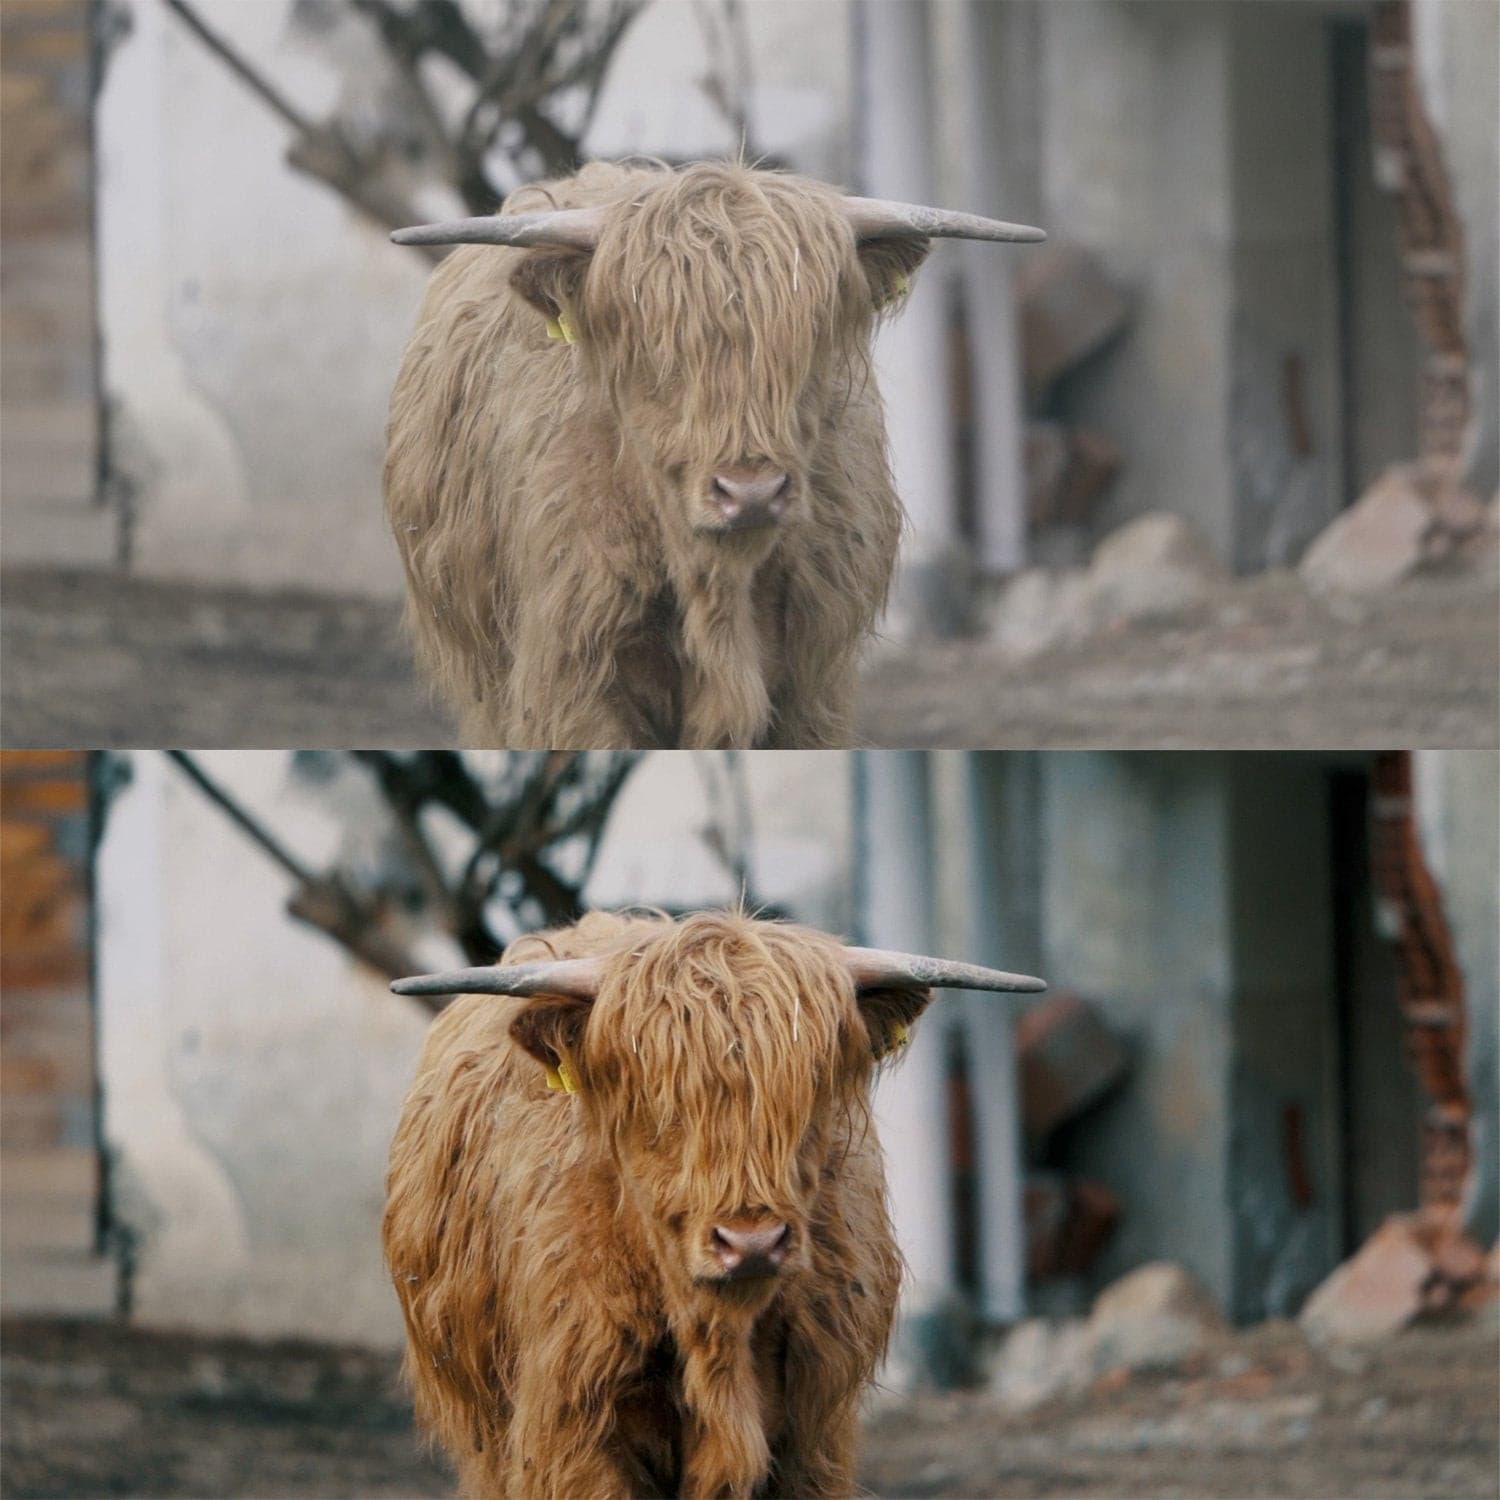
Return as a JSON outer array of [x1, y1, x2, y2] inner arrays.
[[384, 161, 1042, 748], [382, 910, 1044, 1498]]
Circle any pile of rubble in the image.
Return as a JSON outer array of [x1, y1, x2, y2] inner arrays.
[[1000, 234, 1497, 668], [988, 1233, 1499, 1414], [983, 511, 1230, 661], [984, 480, 1497, 664]]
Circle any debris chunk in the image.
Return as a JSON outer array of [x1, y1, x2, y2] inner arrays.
[[1017, 992, 1129, 1143], [1017, 242, 1132, 399], [1299, 1215, 1433, 1344], [1086, 1262, 1230, 1374], [1026, 421, 1122, 527]]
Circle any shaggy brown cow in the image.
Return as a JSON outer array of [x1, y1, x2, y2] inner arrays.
[[384, 161, 1041, 749], [383, 910, 1044, 1498]]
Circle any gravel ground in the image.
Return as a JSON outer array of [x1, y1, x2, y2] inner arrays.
[[2, 1314, 1496, 1499], [2, 565, 1495, 749]]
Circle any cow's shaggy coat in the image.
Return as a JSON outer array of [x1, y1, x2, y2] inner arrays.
[[383, 910, 932, 1498], [384, 161, 928, 748]]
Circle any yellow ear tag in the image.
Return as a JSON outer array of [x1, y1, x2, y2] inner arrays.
[[545, 1050, 581, 1094], [874, 1021, 911, 1061], [878, 271, 910, 312], [545, 315, 565, 342], [545, 310, 578, 344]]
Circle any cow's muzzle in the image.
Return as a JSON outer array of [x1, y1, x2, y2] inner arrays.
[[707, 1217, 792, 1281], [700, 465, 792, 533]]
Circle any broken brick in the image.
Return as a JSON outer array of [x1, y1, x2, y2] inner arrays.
[[1025, 1173, 1121, 1280], [1017, 992, 1129, 1143], [1025, 421, 1122, 528], [1016, 241, 1131, 401]]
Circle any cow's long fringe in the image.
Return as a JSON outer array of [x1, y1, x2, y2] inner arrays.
[[382, 910, 905, 1498], [384, 161, 926, 749]]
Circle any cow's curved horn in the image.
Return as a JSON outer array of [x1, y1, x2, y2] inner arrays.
[[390, 956, 605, 1000], [390, 207, 606, 251], [842, 196, 1045, 245], [843, 946, 1046, 994]]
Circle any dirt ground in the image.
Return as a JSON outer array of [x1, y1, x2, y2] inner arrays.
[[1, 565, 1495, 749], [2, 1314, 1496, 1499]]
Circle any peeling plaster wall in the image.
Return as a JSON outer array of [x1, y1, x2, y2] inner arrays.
[[1034, 2, 1236, 564], [95, 0, 422, 596], [95, 752, 431, 1344], [1034, 753, 1237, 1307]]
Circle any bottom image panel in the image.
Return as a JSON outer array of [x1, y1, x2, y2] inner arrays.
[[1, 749, 1496, 1500]]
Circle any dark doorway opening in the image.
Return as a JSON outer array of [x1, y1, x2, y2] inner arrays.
[[1328, 18, 1423, 513], [1327, 767, 1422, 1255]]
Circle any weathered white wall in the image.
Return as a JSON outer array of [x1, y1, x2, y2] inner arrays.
[[96, 0, 423, 596], [589, 0, 852, 183], [95, 751, 431, 1344], [589, 750, 852, 933], [96, 0, 852, 598]]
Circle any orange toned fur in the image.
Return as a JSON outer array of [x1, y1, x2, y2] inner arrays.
[[383, 911, 930, 1498], [384, 162, 928, 749]]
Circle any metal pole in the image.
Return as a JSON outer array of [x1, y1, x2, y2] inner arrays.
[[855, 749, 965, 1386], [955, 0, 1029, 576], [856, 0, 962, 638]]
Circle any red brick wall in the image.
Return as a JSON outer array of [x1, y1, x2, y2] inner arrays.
[[0, 0, 98, 519], [1369, 1, 1471, 479], [0, 750, 94, 1150]]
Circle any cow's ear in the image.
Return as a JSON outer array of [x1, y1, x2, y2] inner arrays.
[[855, 985, 933, 1062], [856, 236, 931, 313], [510, 248, 592, 323], [509, 996, 592, 1088]]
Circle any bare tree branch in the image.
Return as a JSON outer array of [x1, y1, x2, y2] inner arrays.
[[166, 752, 424, 984], [163, 0, 444, 259], [163, 0, 648, 234], [166, 750, 641, 1003]]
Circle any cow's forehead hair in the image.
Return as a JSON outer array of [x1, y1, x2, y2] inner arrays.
[[507, 909, 863, 1099]]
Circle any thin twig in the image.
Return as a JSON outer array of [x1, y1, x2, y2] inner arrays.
[[162, 0, 318, 137], [166, 751, 316, 886]]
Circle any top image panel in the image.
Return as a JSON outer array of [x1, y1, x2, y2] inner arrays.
[[2, 0, 1496, 751]]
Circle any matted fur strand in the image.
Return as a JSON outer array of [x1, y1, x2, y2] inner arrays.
[[384, 160, 930, 749], [382, 910, 932, 1498]]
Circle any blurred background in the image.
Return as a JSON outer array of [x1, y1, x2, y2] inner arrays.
[[1, 0, 1497, 747], [2, 746, 1496, 1495]]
